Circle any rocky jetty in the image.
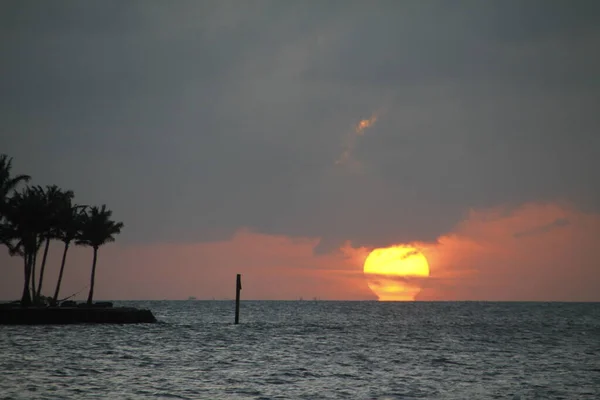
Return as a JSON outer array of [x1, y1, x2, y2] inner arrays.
[[0, 303, 157, 325]]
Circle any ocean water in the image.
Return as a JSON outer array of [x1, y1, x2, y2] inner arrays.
[[1, 301, 599, 399]]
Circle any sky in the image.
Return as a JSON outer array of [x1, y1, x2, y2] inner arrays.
[[1, 1, 599, 301]]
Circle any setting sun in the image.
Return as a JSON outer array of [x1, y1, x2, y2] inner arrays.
[[363, 245, 430, 301]]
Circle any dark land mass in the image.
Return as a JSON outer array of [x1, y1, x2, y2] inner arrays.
[[0, 303, 157, 325]]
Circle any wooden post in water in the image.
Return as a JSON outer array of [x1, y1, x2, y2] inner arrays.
[[234, 274, 242, 324]]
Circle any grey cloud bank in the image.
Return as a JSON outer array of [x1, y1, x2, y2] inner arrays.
[[2, 1, 599, 250]]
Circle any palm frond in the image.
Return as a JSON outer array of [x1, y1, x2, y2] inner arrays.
[[77, 204, 124, 248]]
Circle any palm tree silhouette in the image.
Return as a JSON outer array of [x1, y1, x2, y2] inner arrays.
[[4, 187, 47, 306], [35, 185, 75, 300], [77, 205, 124, 305], [0, 154, 30, 207], [52, 201, 87, 304], [1, 154, 126, 307], [0, 154, 31, 252]]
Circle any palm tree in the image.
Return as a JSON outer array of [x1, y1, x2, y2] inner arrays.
[[52, 200, 86, 304], [4, 187, 47, 306], [35, 185, 75, 300], [5, 185, 46, 301], [0, 154, 31, 210], [19, 186, 47, 303], [77, 205, 123, 305], [0, 154, 30, 252]]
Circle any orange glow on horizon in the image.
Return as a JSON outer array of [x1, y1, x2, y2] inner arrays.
[[363, 245, 430, 301], [2, 203, 597, 302]]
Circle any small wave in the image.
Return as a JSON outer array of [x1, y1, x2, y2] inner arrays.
[[431, 356, 462, 365]]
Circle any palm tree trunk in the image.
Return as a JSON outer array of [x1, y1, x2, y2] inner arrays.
[[21, 253, 32, 307], [86, 247, 98, 305], [36, 236, 51, 299], [30, 248, 37, 300], [52, 242, 70, 304]]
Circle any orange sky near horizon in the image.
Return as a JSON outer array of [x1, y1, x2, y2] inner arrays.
[[1, 201, 599, 302]]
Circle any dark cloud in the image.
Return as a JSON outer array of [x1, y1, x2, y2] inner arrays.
[[2, 1, 599, 250]]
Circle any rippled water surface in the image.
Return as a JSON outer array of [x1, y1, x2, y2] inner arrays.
[[1, 301, 599, 399]]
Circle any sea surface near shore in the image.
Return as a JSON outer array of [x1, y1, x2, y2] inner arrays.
[[1, 301, 599, 399]]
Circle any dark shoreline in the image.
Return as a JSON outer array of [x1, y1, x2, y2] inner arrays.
[[0, 306, 157, 325]]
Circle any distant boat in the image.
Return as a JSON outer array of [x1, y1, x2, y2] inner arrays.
[[187, 296, 197, 300]]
